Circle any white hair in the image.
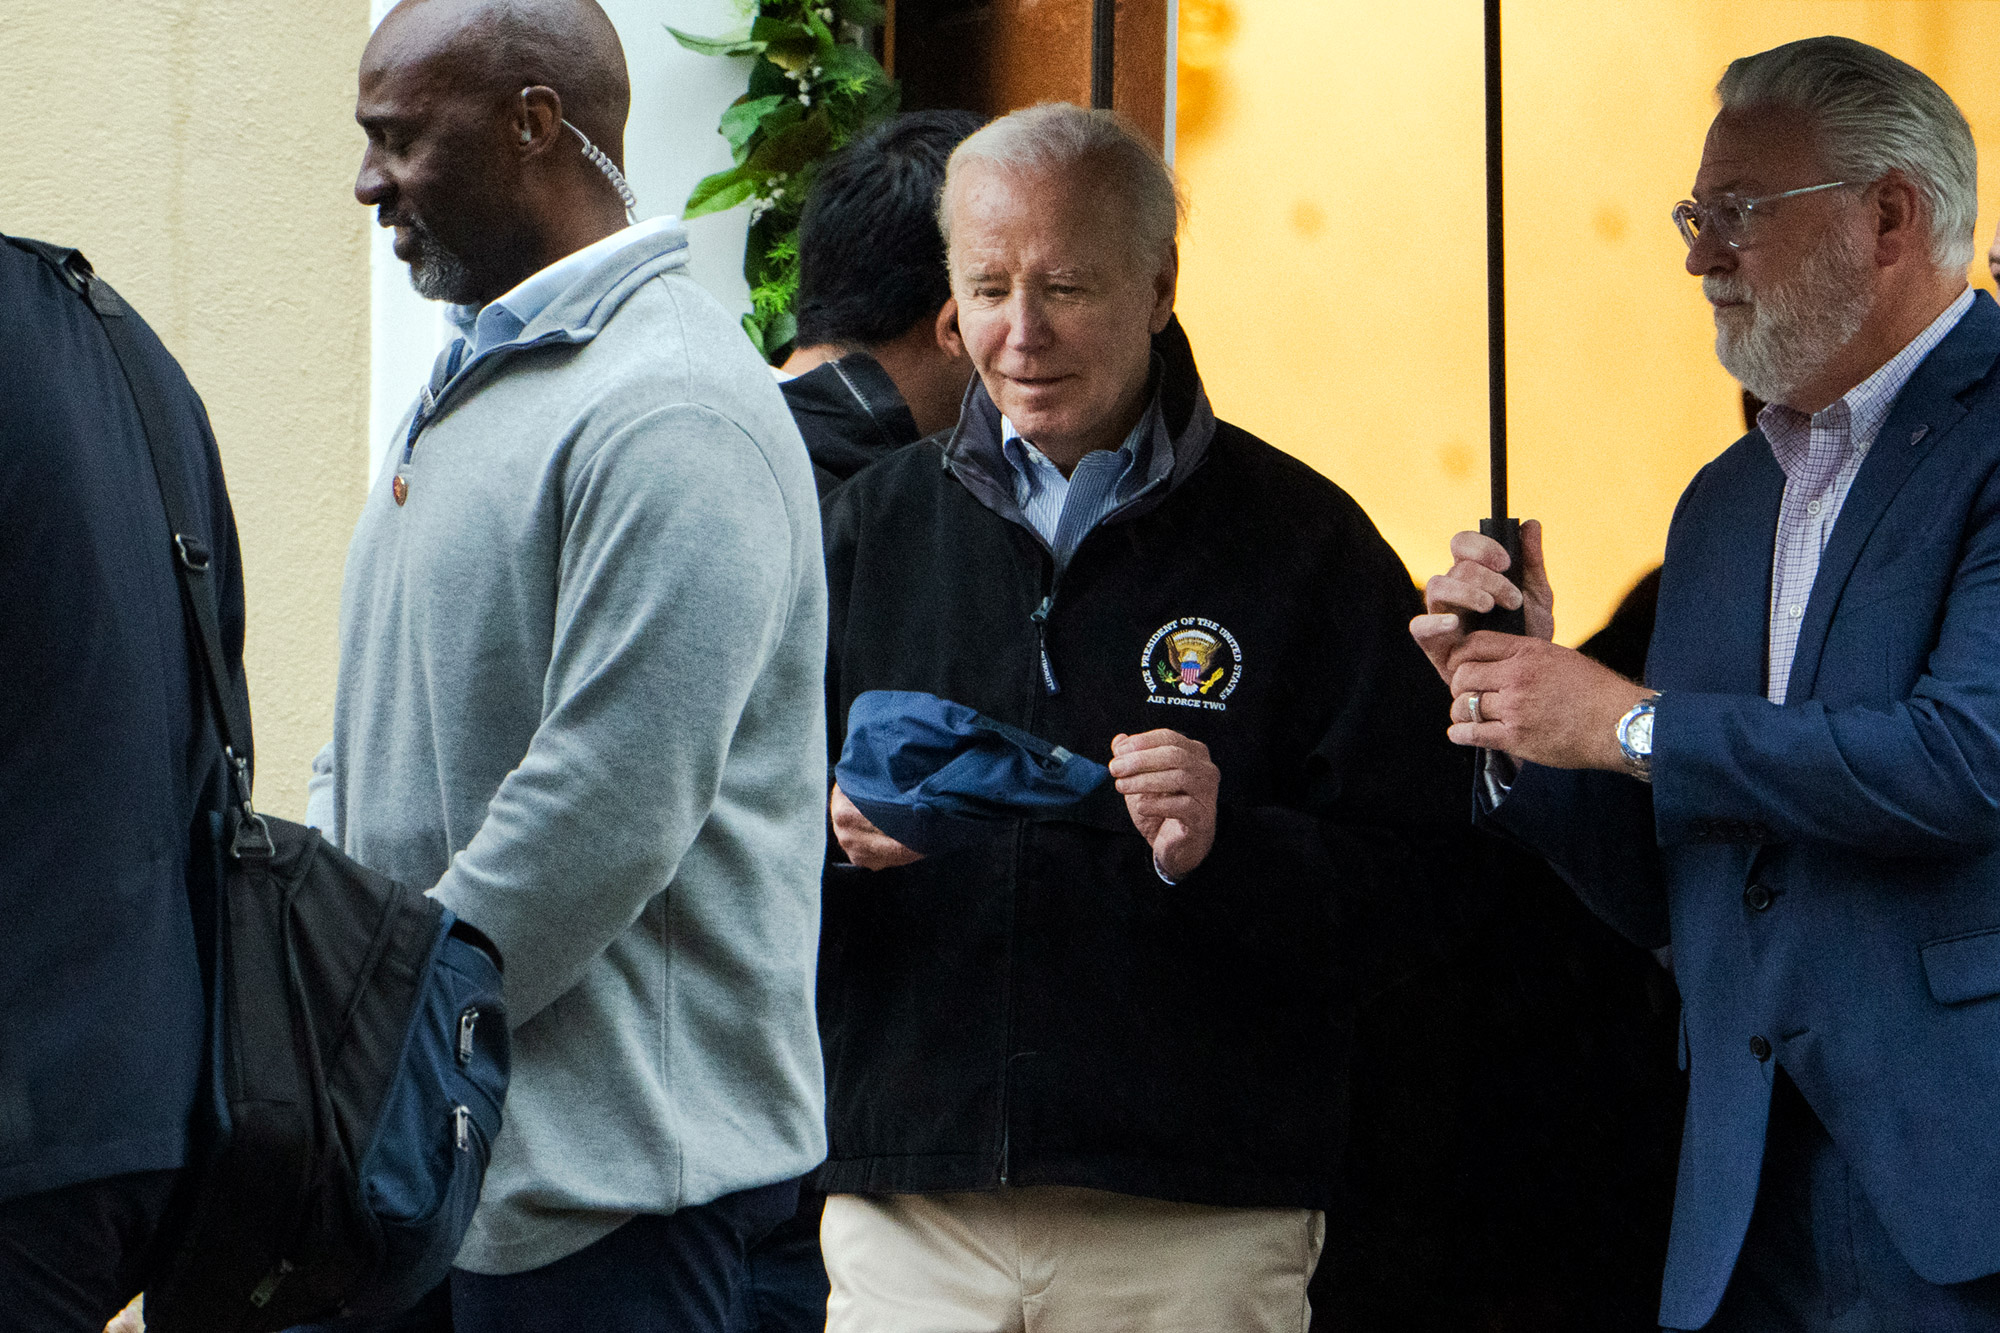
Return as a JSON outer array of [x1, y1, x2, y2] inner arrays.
[[1718, 36, 1976, 273], [937, 102, 1187, 267]]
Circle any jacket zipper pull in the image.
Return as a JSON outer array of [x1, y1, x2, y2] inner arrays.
[[457, 1007, 479, 1065], [1030, 595, 1060, 695]]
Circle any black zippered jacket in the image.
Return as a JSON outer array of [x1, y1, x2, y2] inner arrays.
[[814, 327, 1468, 1210], [780, 351, 921, 497]]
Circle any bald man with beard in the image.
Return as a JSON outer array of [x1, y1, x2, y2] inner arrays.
[[304, 1, 829, 1327]]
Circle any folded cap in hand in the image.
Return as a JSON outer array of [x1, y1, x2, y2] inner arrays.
[[835, 690, 1112, 856]]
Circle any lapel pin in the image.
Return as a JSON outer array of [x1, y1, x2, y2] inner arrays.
[[392, 475, 409, 506]]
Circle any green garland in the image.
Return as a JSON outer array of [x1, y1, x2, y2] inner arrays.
[[669, 0, 899, 361]]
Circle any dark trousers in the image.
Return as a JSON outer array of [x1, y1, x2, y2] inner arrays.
[[449, 1178, 800, 1333], [0, 1169, 182, 1333], [729, 1183, 828, 1333], [1700, 1070, 2000, 1332]]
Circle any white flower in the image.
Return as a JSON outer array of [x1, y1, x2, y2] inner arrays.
[[799, 92, 812, 106]]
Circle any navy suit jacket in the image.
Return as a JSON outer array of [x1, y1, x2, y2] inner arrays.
[[0, 237, 246, 1201], [1493, 290, 2000, 1329]]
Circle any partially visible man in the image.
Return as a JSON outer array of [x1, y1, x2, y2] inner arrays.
[[736, 109, 985, 1333], [0, 236, 247, 1330], [307, 1, 828, 1328], [816, 103, 1464, 1332], [1415, 36, 2000, 1332], [777, 110, 982, 494]]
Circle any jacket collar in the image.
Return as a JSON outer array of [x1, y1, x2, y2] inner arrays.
[[514, 218, 690, 344], [782, 351, 921, 481], [941, 315, 1219, 538], [423, 221, 692, 427], [1786, 288, 2000, 701]]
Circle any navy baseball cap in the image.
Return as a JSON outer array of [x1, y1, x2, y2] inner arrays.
[[835, 690, 1113, 856]]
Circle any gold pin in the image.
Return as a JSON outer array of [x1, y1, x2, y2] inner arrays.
[[392, 475, 409, 506]]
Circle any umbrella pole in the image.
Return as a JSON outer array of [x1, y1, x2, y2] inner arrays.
[[1479, 0, 1527, 633]]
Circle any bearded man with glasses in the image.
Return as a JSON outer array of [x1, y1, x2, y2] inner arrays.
[[1413, 35, 2000, 1333]]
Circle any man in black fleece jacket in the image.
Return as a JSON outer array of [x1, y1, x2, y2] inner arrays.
[[778, 110, 984, 497], [814, 104, 1466, 1331]]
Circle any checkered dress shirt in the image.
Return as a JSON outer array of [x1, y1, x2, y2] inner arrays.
[[1757, 287, 1973, 703]]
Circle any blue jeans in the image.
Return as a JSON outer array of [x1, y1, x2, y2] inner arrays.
[[1698, 1071, 2000, 1333]]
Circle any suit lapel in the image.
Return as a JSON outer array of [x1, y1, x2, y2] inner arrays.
[[1655, 438, 1782, 697], [1786, 292, 2000, 702]]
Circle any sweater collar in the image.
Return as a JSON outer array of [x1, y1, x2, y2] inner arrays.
[[445, 216, 686, 360]]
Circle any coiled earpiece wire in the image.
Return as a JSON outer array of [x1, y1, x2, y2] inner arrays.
[[521, 89, 638, 223], [564, 120, 638, 223]]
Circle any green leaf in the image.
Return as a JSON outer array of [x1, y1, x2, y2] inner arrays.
[[831, 0, 887, 28], [684, 166, 763, 218], [801, 6, 837, 46], [747, 56, 794, 99], [720, 94, 791, 155], [761, 307, 798, 358], [860, 76, 900, 123], [815, 42, 882, 83], [749, 15, 815, 43], [741, 311, 773, 360], [743, 109, 833, 179], [665, 23, 764, 57], [749, 15, 821, 69]]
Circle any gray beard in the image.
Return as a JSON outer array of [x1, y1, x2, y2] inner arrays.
[[1706, 227, 1873, 406], [406, 219, 479, 304]]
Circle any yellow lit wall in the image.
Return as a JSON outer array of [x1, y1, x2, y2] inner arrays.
[[1174, 0, 2000, 644], [6, 0, 374, 819]]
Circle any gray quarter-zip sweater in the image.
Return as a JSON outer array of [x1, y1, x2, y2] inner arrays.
[[309, 223, 827, 1274]]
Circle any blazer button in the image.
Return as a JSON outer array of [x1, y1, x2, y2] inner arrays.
[[1744, 883, 1773, 911], [1749, 1035, 1772, 1061]]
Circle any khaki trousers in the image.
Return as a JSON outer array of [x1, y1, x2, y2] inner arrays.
[[822, 1186, 1325, 1333]]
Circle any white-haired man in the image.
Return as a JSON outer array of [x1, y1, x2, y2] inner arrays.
[[814, 103, 1465, 1331], [1416, 36, 2000, 1332]]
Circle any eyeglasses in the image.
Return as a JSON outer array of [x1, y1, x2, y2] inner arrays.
[[1671, 181, 1849, 250]]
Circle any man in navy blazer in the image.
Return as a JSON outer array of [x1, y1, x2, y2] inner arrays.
[[1414, 37, 2000, 1333], [0, 236, 247, 1329]]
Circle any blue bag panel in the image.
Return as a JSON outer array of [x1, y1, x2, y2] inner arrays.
[[348, 914, 508, 1317]]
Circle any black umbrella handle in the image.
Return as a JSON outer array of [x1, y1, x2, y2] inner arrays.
[[1474, 0, 1525, 637], [1474, 517, 1527, 635]]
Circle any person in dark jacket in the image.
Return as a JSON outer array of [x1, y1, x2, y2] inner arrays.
[[740, 108, 988, 1333], [777, 110, 983, 495], [815, 103, 1465, 1331], [0, 235, 248, 1330]]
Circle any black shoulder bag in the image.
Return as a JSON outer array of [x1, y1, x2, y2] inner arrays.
[[8, 236, 511, 1330]]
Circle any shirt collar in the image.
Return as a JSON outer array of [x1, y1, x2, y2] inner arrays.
[[998, 373, 1167, 488], [1759, 285, 1974, 471], [445, 215, 682, 360]]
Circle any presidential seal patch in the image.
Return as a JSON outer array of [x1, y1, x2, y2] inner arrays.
[[1142, 617, 1242, 710]]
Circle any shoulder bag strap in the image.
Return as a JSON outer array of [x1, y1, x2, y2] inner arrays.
[[9, 236, 269, 853]]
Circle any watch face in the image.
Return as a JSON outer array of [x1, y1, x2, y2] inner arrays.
[[1630, 710, 1655, 756]]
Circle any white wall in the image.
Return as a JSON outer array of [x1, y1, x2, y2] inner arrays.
[[366, 0, 757, 482]]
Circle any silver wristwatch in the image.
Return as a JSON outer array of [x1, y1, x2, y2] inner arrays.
[[1615, 695, 1658, 782]]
